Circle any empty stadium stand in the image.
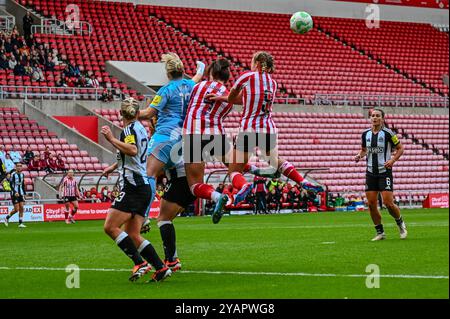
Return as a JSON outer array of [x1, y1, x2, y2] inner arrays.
[[317, 17, 449, 96], [0, 107, 108, 191], [141, 5, 448, 103], [17, 1, 448, 106]]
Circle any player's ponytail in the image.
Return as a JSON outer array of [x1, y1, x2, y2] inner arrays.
[[120, 97, 140, 120], [206, 58, 231, 83], [161, 52, 184, 79], [253, 51, 275, 74]]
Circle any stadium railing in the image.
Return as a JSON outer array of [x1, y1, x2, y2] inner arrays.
[[314, 94, 449, 108], [0, 86, 109, 100], [42, 171, 120, 194], [31, 18, 92, 36], [0, 15, 15, 33]]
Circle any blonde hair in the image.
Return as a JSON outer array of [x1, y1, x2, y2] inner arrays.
[[161, 52, 184, 78], [120, 97, 140, 120], [253, 51, 275, 74]]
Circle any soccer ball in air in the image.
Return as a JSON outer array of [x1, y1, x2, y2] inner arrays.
[[290, 11, 314, 34]]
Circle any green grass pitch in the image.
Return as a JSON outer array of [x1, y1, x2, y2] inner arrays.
[[0, 209, 448, 299]]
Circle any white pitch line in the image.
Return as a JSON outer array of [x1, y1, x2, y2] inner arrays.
[[0, 266, 447, 280]]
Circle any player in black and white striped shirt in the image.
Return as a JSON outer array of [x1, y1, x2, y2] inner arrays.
[[4, 163, 27, 228], [101, 98, 171, 283], [355, 109, 407, 241]]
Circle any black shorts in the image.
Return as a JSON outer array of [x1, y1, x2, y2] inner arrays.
[[11, 194, 25, 205], [111, 182, 151, 217], [64, 196, 78, 203], [365, 171, 394, 192], [234, 132, 277, 154], [183, 134, 230, 163], [162, 176, 196, 208]]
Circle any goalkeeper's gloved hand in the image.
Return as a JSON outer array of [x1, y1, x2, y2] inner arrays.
[[196, 61, 206, 76]]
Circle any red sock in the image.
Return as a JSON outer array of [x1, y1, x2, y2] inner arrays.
[[191, 183, 215, 200], [230, 172, 247, 191], [71, 209, 77, 216], [279, 161, 304, 184], [64, 210, 69, 220]]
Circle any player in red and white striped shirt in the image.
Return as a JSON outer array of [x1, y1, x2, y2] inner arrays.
[[208, 52, 321, 211], [59, 170, 81, 224], [182, 59, 233, 223]]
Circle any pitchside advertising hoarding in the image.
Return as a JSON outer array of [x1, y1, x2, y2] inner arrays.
[[43, 201, 161, 221], [423, 193, 449, 208], [0, 205, 44, 222], [0, 201, 160, 223]]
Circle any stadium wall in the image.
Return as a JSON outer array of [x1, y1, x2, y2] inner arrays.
[[119, 0, 449, 24], [22, 101, 116, 164]]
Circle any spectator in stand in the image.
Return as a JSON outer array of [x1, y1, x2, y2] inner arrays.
[[23, 146, 34, 165], [4, 154, 15, 174], [0, 54, 9, 69], [110, 186, 120, 201], [101, 186, 110, 202], [39, 154, 49, 172], [46, 154, 58, 173], [26, 34, 35, 48], [28, 155, 41, 171], [23, 11, 34, 39], [9, 147, 22, 164], [56, 154, 67, 172], [32, 62, 45, 81], [8, 55, 17, 70], [100, 89, 114, 102], [4, 38, 13, 53], [87, 74, 100, 88], [43, 146, 51, 160], [45, 53, 55, 70], [24, 61, 33, 76]]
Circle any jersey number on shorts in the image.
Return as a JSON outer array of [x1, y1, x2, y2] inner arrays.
[[113, 192, 125, 204]]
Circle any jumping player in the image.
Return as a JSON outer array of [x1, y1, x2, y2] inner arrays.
[[102, 98, 171, 282], [59, 169, 81, 224], [355, 109, 407, 241], [138, 53, 205, 223], [182, 58, 233, 223], [207, 51, 321, 221], [4, 162, 26, 228]]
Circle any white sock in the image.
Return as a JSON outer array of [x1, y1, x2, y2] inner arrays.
[[211, 191, 221, 203]]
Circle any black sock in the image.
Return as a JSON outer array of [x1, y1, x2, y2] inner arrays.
[[375, 224, 384, 234], [158, 222, 176, 262], [138, 240, 164, 270], [395, 216, 403, 226], [115, 233, 144, 266], [6, 215, 10, 220], [19, 219, 23, 224]]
